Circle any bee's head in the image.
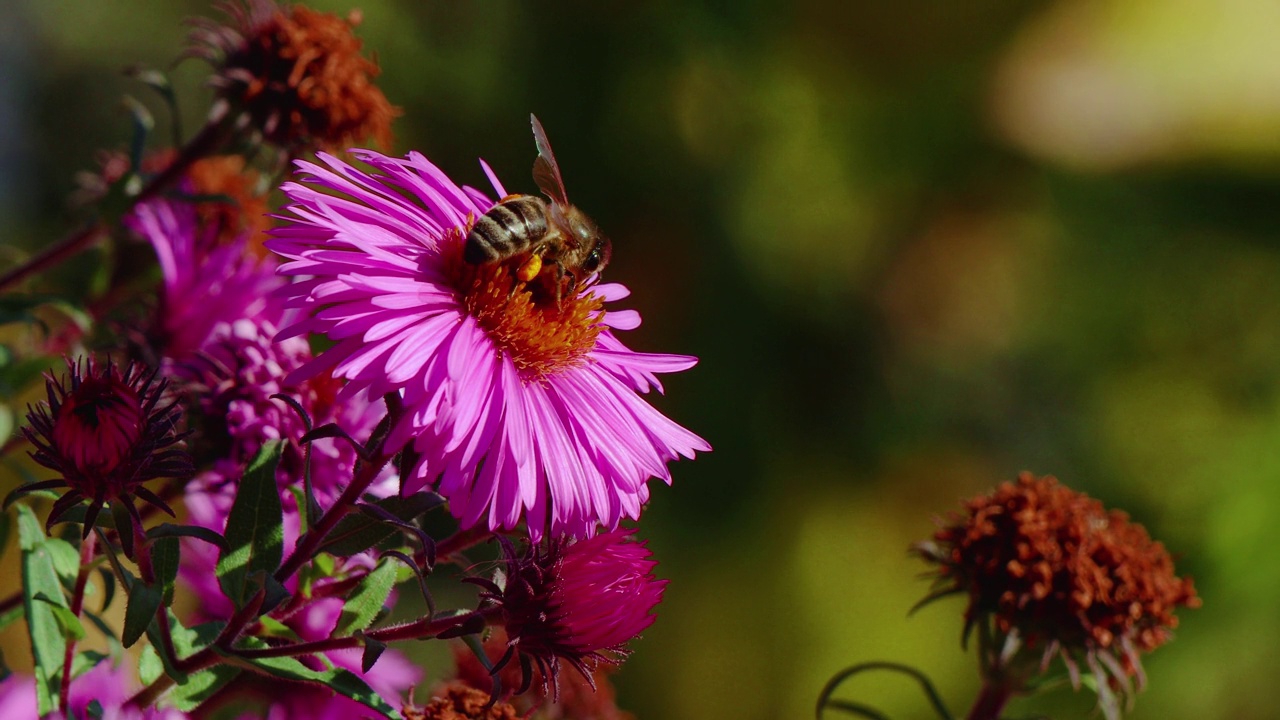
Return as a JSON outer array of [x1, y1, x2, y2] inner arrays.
[[563, 205, 611, 276], [584, 235, 612, 274]]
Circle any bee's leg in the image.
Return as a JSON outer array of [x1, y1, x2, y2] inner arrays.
[[552, 262, 578, 310]]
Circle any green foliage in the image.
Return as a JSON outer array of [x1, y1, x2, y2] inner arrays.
[[335, 559, 398, 636], [122, 582, 160, 648], [225, 638, 402, 719], [320, 492, 444, 557], [18, 505, 72, 716], [216, 441, 284, 608]]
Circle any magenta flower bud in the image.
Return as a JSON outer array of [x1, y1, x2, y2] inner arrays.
[[18, 357, 191, 553], [490, 528, 666, 695]]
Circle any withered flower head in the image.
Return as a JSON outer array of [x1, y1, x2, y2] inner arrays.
[[402, 684, 520, 720], [915, 472, 1200, 717], [12, 357, 192, 556], [185, 155, 272, 252], [188, 0, 398, 152]]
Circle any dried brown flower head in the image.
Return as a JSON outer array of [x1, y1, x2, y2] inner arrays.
[[186, 155, 272, 253], [915, 472, 1200, 716], [189, 0, 398, 152], [404, 684, 520, 720]]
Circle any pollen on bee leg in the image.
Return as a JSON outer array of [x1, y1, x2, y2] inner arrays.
[[517, 254, 543, 283]]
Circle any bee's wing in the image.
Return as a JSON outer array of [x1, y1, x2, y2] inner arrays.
[[530, 113, 570, 207]]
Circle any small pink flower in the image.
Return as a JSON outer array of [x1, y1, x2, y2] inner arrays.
[[268, 148, 709, 539]]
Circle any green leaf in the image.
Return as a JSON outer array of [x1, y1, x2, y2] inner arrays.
[[320, 492, 444, 557], [147, 523, 227, 551], [139, 645, 163, 686], [217, 441, 284, 607], [143, 613, 224, 687], [0, 599, 22, 631], [18, 505, 70, 715], [98, 568, 116, 611], [122, 583, 160, 648], [229, 643, 401, 719], [151, 537, 180, 606], [70, 650, 108, 679], [32, 594, 86, 641], [45, 537, 80, 583], [335, 560, 398, 635], [167, 665, 241, 712]]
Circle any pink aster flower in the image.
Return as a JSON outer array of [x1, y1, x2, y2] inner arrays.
[[268, 147, 709, 539], [126, 196, 283, 362], [482, 528, 666, 694]]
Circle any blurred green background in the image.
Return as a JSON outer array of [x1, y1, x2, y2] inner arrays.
[[4, 0, 1280, 718]]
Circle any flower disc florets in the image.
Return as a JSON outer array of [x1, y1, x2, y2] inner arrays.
[[18, 357, 192, 551], [915, 472, 1200, 711], [189, 0, 397, 151], [484, 529, 666, 695]]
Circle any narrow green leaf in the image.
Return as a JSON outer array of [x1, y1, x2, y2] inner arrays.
[[98, 568, 116, 611], [33, 594, 86, 641], [139, 645, 163, 686], [229, 644, 401, 719], [45, 537, 80, 583], [320, 492, 444, 557], [70, 650, 108, 679], [142, 612, 223, 688], [123, 583, 161, 648], [217, 441, 284, 607], [147, 523, 227, 551], [18, 505, 69, 715], [335, 560, 398, 635], [151, 537, 180, 606], [167, 665, 241, 713], [0, 601, 22, 631], [361, 638, 386, 674]]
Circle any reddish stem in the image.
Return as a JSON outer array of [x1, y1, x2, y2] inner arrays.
[[230, 608, 496, 660], [0, 116, 229, 292], [58, 532, 98, 714], [431, 524, 495, 564], [965, 678, 1014, 720]]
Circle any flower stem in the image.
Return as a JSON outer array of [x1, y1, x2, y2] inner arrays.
[[433, 524, 494, 564], [58, 532, 97, 715], [965, 679, 1014, 720], [0, 115, 230, 292], [273, 401, 402, 583]]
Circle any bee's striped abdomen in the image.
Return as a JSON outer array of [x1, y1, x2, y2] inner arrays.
[[464, 195, 548, 264]]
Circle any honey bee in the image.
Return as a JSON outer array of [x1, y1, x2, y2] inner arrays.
[[464, 114, 611, 305]]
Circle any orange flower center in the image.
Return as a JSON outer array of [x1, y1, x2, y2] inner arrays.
[[441, 227, 604, 380]]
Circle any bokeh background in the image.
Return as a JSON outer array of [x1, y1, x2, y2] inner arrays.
[[3, 0, 1279, 718]]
